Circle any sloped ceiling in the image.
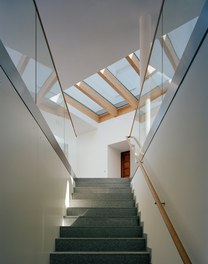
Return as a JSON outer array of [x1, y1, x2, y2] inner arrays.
[[35, 0, 163, 89]]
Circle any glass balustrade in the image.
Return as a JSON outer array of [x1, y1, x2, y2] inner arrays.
[[0, 0, 77, 168], [130, 0, 205, 153]]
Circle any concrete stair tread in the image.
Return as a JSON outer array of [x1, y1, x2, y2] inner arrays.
[[68, 199, 135, 208], [50, 178, 150, 263], [63, 216, 139, 227], [72, 193, 133, 200], [74, 187, 132, 193]]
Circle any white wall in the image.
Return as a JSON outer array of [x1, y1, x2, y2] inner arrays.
[[107, 146, 121, 178], [131, 34, 208, 263], [76, 112, 134, 178], [0, 69, 72, 264]]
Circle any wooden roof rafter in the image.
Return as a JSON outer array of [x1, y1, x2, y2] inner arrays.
[[161, 34, 179, 70], [64, 93, 99, 122], [126, 53, 140, 75], [98, 69, 138, 109], [75, 81, 118, 117]]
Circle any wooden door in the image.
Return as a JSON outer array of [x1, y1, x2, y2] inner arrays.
[[121, 151, 130, 178]]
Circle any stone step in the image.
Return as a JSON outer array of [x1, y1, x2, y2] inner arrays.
[[63, 216, 139, 227], [74, 187, 132, 193], [50, 252, 151, 264], [66, 207, 138, 217], [74, 178, 130, 184], [60, 226, 143, 238], [72, 192, 133, 200], [69, 199, 135, 208], [55, 238, 146, 252], [75, 182, 131, 188]]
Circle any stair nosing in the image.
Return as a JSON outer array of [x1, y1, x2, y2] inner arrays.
[[51, 251, 150, 255], [56, 237, 145, 240]]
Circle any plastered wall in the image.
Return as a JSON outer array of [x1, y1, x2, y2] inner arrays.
[[0, 69, 72, 264], [131, 33, 208, 263]]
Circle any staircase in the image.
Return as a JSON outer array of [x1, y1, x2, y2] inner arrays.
[[50, 178, 151, 264]]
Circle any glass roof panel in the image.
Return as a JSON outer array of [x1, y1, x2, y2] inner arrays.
[[107, 58, 140, 97], [65, 86, 104, 113], [84, 73, 126, 106]]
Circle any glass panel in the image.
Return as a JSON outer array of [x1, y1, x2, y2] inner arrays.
[[108, 58, 140, 97], [65, 86, 104, 113], [5, 47, 22, 67], [0, 0, 36, 100], [84, 73, 127, 107], [130, 0, 205, 153], [21, 59, 36, 97], [134, 50, 140, 60], [167, 17, 198, 60], [36, 10, 77, 161]]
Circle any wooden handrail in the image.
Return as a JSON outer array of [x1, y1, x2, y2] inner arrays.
[[128, 140, 192, 264]]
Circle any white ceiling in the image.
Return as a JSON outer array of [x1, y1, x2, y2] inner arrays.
[[35, 0, 163, 89]]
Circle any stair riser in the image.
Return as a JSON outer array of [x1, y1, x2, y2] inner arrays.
[[60, 227, 143, 238], [64, 217, 139, 227], [66, 208, 137, 217], [55, 238, 146, 252], [75, 183, 130, 188], [74, 187, 132, 193], [50, 253, 151, 264], [72, 193, 133, 200], [69, 200, 135, 208], [74, 178, 130, 184]]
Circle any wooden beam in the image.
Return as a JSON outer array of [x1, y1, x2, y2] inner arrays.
[[75, 81, 118, 117], [161, 34, 179, 70], [64, 93, 99, 122], [98, 69, 138, 109], [99, 82, 168, 123], [146, 65, 156, 80], [126, 53, 156, 81], [126, 53, 140, 75], [37, 71, 57, 103], [99, 104, 134, 123], [17, 55, 30, 75]]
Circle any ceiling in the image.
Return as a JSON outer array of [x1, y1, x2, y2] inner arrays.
[[35, 0, 163, 89], [2, 0, 202, 134]]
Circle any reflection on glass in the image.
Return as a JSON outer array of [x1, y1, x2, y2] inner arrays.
[[130, 0, 204, 152], [5, 47, 22, 67], [65, 86, 105, 114], [134, 50, 140, 60], [167, 17, 198, 60], [108, 58, 140, 97]]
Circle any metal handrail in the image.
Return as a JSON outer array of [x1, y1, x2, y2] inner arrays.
[[127, 138, 192, 264]]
